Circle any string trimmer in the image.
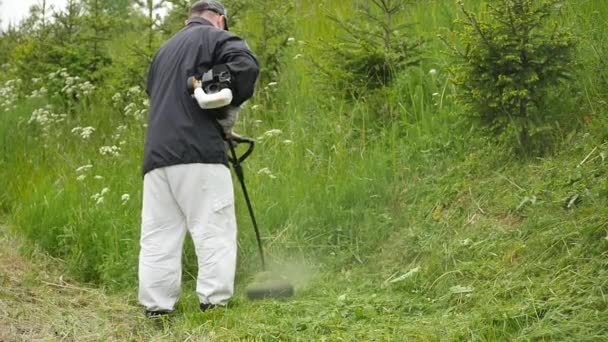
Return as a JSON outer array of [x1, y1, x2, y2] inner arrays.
[[188, 67, 294, 300], [226, 135, 294, 300]]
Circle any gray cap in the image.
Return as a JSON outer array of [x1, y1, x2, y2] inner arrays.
[[190, 0, 229, 30]]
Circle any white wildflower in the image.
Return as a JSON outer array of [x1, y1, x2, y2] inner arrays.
[[293, 54, 304, 60], [124, 103, 137, 116], [29, 87, 47, 98], [78, 81, 95, 97], [267, 82, 278, 87], [287, 37, 295, 42], [251, 105, 260, 111], [94, 175, 104, 180], [80, 127, 95, 139], [91, 190, 106, 205], [73, 126, 96, 140], [121, 193, 130, 205], [429, 69, 437, 75], [262, 129, 282, 138], [101, 187, 110, 196], [282, 140, 293, 145], [76, 174, 86, 181], [432, 92, 440, 97], [128, 86, 141, 95], [75, 164, 93, 173], [99, 145, 121, 157], [111, 93, 122, 108]]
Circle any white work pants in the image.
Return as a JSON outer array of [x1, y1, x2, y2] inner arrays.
[[138, 163, 237, 312]]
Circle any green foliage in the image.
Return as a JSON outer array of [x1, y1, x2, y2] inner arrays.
[[244, 0, 294, 84], [81, 0, 113, 76], [134, 0, 167, 54], [446, 0, 577, 152], [0, 26, 20, 66], [6, 0, 114, 87], [314, 0, 421, 99], [159, 0, 190, 36]]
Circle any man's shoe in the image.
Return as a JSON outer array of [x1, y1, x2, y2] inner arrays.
[[145, 309, 171, 318], [200, 303, 218, 312]]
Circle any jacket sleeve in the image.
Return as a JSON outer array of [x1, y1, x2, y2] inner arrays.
[[213, 34, 260, 106]]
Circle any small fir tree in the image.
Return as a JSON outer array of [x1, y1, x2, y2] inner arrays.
[[446, 0, 577, 151], [315, 0, 421, 99]]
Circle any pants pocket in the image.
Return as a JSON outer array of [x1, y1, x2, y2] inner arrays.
[[208, 194, 236, 235]]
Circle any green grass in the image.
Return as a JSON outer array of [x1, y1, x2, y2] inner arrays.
[[0, 0, 607, 340]]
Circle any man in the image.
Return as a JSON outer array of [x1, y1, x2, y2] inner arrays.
[[139, 0, 259, 316]]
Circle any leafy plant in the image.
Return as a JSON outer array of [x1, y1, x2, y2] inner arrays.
[[445, 0, 577, 152], [314, 0, 421, 99], [248, 0, 294, 84]]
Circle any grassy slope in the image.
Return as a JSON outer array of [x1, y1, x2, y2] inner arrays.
[[1, 130, 606, 341]]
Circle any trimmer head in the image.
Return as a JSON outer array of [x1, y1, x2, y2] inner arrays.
[[245, 271, 294, 300]]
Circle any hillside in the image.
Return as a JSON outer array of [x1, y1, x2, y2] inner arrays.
[[2, 133, 606, 340]]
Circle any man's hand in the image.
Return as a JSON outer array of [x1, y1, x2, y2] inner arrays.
[[217, 105, 239, 136]]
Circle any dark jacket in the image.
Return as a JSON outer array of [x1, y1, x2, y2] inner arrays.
[[143, 17, 259, 175]]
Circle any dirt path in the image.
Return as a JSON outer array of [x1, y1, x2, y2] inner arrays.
[[0, 225, 149, 341]]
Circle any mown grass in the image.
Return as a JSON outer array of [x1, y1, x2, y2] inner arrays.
[[0, 0, 607, 340]]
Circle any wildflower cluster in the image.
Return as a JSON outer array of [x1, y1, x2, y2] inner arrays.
[[112, 125, 128, 146], [0, 79, 22, 112], [112, 86, 148, 121], [47, 68, 96, 102], [91, 187, 110, 205], [71, 126, 96, 140], [29, 86, 48, 98], [257, 128, 283, 141], [76, 164, 93, 181], [99, 145, 121, 157], [27, 106, 68, 135]]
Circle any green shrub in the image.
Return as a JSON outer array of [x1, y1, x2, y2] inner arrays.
[[445, 0, 577, 152], [313, 0, 422, 101]]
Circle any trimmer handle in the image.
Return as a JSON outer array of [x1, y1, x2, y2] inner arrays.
[[227, 135, 255, 165]]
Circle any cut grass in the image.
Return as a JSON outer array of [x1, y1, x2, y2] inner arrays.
[[0, 224, 150, 341]]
